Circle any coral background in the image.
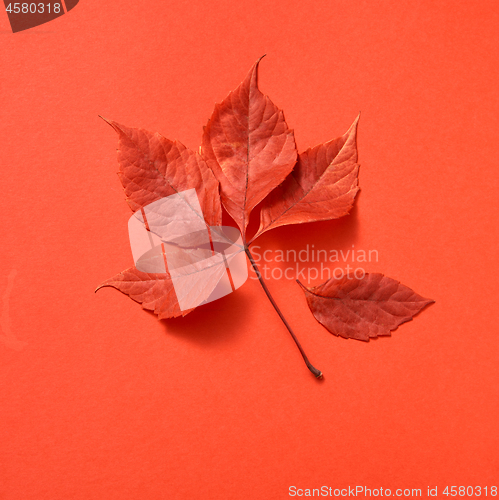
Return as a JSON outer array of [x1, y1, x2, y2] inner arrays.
[[0, 1, 497, 498]]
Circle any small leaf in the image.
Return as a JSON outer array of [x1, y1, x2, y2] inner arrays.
[[254, 116, 360, 241], [96, 267, 186, 319], [201, 57, 297, 236], [102, 119, 222, 227], [298, 273, 434, 341]]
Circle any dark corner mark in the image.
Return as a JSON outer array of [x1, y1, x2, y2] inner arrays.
[[3, 0, 79, 33]]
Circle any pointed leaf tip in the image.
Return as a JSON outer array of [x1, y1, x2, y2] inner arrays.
[[201, 58, 297, 235], [253, 115, 361, 240], [107, 121, 222, 223]]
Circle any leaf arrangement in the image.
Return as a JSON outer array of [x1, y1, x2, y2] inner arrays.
[[97, 56, 433, 378]]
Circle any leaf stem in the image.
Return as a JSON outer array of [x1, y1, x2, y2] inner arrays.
[[244, 244, 323, 379]]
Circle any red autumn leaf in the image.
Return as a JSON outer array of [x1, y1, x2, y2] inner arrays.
[[201, 56, 297, 237], [96, 267, 186, 319], [97, 120, 223, 318], [102, 118, 221, 226], [253, 116, 360, 241], [96, 258, 230, 319], [298, 273, 434, 341]]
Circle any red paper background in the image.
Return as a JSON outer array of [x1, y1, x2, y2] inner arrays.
[[1, 1, 498, 498]]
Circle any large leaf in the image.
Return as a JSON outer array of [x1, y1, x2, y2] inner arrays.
[[103, 119, 221, 227], [298, 273, 433, 341], [97, 61, 434, 378], [253, 116, 360, 241], [201, 57, 297, 237], [98, 120, 224, 318]]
